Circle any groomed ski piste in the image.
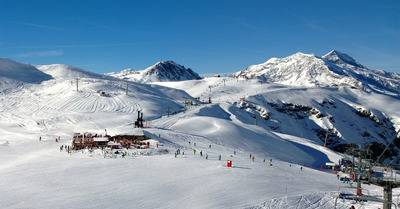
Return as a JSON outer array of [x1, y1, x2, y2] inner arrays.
[[1, 63, 400, 209]]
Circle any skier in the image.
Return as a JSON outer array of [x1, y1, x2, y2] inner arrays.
[[263, 159, 265, 162], [250, 154, 252, 159], [209, 145, 211, 149], [234, 150, 236, 155], [200, 151, 203, 157], [39, 136, 41, 141], [300, 167, 303, 171], [252, 156, 255, 161], [219, 155, 221, 160], [350, 205, 355, 209], [206, 154, 208, 160], [175, 152, 177, 158], [194, 149, 196, 155]]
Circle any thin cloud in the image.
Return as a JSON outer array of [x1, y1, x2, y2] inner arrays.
[[2, 42, 158, 50], [16, 50, 63, 58], [14, 21, 66, 31], [305, 21, 330, 34]]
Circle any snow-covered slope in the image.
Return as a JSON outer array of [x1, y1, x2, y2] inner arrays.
[[156, 77, 400, 163], [0, 58, 53, 84], [234, 50, 400, 96], [1, 58, 400, 208], [36, 64, 118, 80], [107, 61, 202, 83]]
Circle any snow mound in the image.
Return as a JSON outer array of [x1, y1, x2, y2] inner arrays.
[[0, 58, 53, 83], [36, 64, 117, 80]]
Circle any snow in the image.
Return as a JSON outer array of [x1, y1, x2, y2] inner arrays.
[[106, 61, 201, 83], [1, 58, 400, 208], [0, 58, 53, 83], [234, 50, 400, 96]]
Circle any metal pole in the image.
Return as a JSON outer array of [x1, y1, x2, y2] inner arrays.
[[383, 182, 393, 209], [76, 78, 80, 92], [357, 150, 362, 196]]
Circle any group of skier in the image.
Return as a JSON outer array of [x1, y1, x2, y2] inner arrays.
[[59, 144, 71, 153]]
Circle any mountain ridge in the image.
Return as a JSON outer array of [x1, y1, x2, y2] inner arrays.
[[107, 61, 202, 83], [234, 50, 400, 97]]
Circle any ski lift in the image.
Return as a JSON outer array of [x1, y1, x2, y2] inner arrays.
[[334, 193, 398, 209]]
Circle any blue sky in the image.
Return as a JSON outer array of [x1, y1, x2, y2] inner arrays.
[[0, 0, 399, 75]]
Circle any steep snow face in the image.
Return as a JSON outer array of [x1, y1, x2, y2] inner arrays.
[[107, 61, 202, 83], [235, 51, 400, 96], [322, 50, 364, 69], [0, 58, 53, 83]]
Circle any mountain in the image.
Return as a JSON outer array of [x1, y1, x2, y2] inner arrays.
[[0, 57, 400, 208], [157, 77, 400, 164], [234, 50, 400, 96], [0, 58, 53, 84], [36, 64, 118, 80], [107, 61, 202, 83]]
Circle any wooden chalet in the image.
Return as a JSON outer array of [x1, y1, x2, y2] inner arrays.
[[108, 129, 150, 148], [72, 132, 109, 150], [72, 129, 150, 150]]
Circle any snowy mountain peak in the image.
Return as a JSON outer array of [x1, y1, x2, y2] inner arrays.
[[107, 61, 202, 83], [322, 50, 363, 68], [234, 51, 400, 96]]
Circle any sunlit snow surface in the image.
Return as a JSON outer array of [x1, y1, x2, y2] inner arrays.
[[0, 63, 399, 208]]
